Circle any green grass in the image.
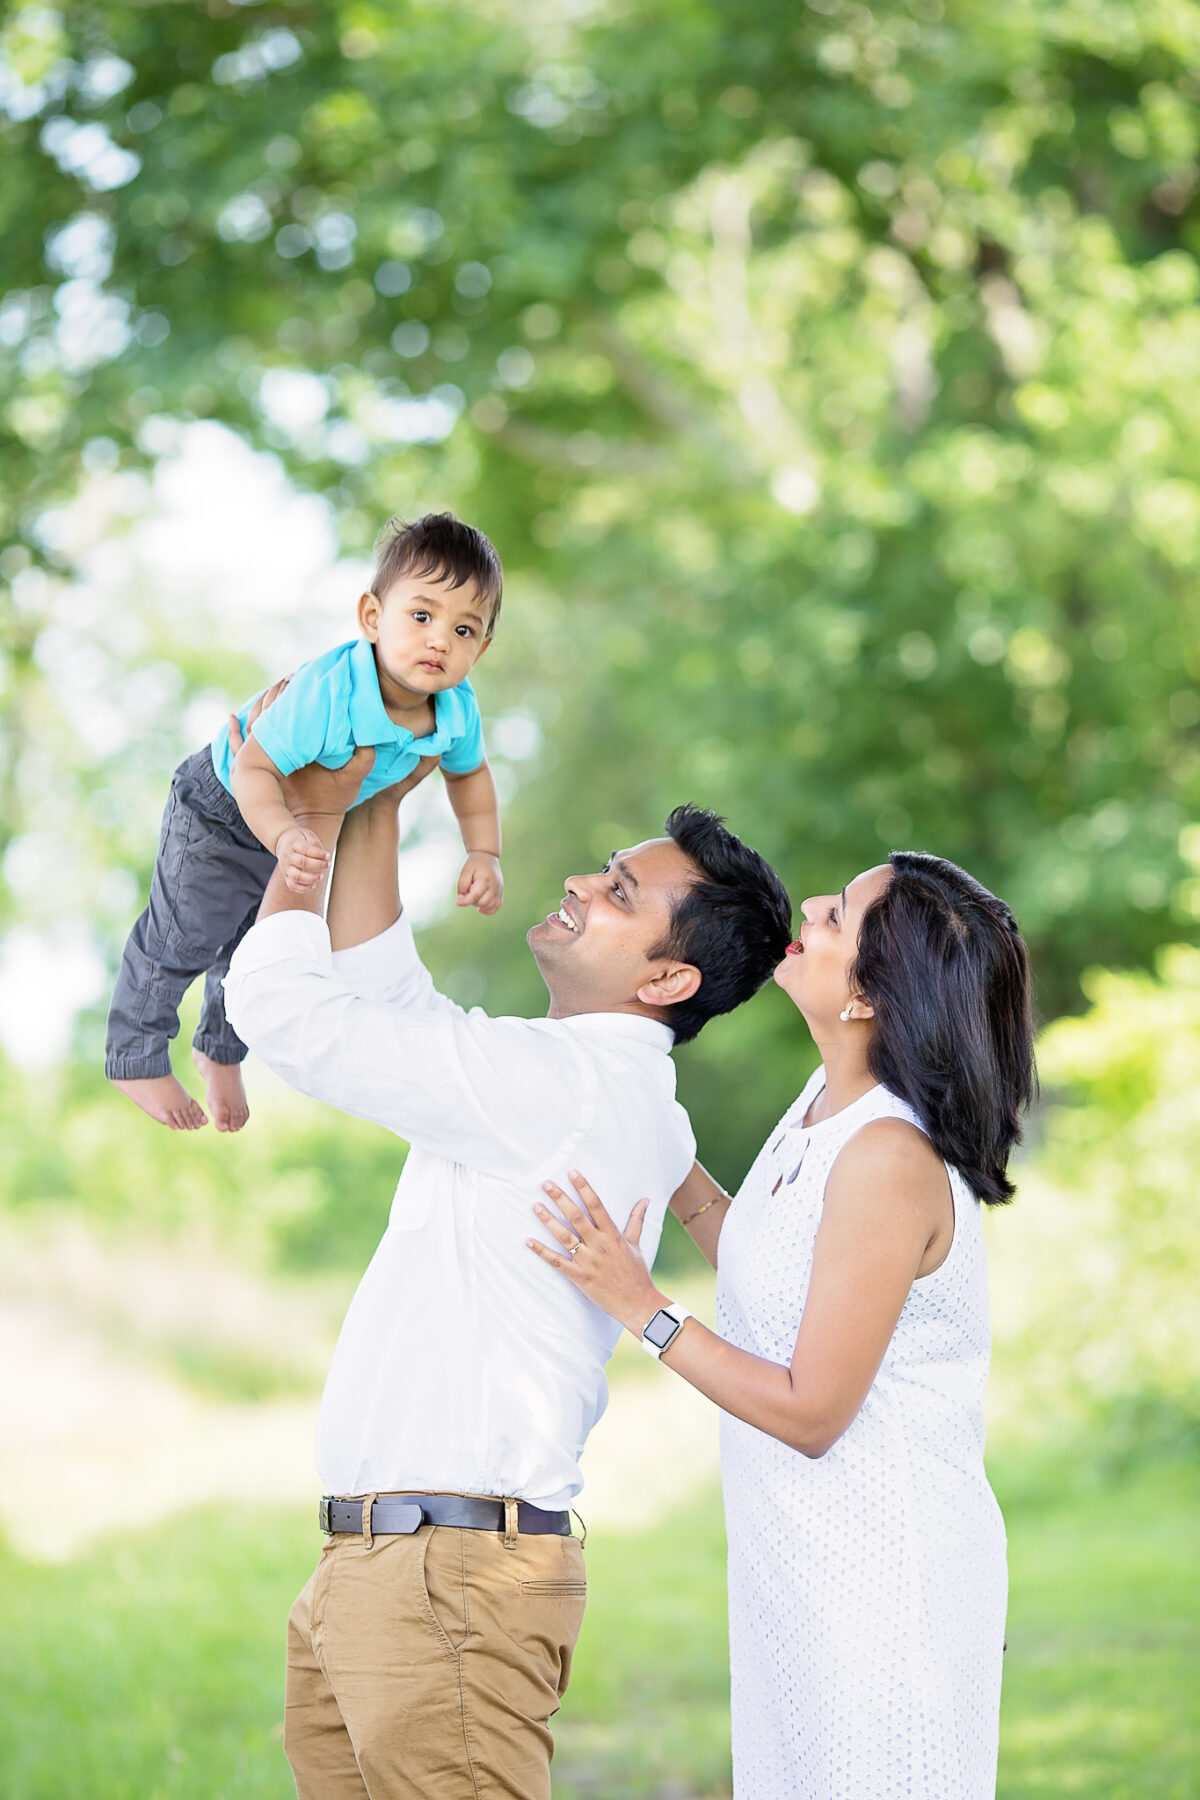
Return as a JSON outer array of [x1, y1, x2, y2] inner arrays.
[[0, 1460, 1195, 1799], [993, 1457, 1200, 1800], [0, 1511, 311, 1800]]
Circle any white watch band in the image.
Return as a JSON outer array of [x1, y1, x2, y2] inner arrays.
[[641, 1304, 693, 1360]]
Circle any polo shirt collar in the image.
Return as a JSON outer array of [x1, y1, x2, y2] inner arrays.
[[346, 636, 460, 752], [347, 637, 400, 745]]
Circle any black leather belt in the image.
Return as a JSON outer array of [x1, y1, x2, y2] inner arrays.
[[319, 1493, 572, 1537]]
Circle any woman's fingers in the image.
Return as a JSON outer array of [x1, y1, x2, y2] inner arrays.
[[532, 1201, 581, 1249], [567, 1169, 614, 1230], [543, 1179, 590, 1232], [526, 1237, 584, 1280], [543, 1171, 624, 1239]]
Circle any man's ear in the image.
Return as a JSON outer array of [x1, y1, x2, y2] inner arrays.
[[636, 963, 702, 1011], [358, 591, 382, 641]]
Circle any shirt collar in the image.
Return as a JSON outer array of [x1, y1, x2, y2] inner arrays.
[[549, 1011, 676, 1053], [425, 681, 466, 749], [347, 639, 470, 751], [347, 636, 402, 745]]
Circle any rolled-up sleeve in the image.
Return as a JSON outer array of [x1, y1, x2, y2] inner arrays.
[[224, 912, 588, 1174]]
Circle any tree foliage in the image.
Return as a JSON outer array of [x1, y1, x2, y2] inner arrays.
[[987, 942, 1200, 1458], [2, 0, 1199, 1171]]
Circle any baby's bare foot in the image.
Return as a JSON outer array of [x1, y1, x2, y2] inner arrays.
[[112, 1073, 208, 1130], [192, 1050, 250, 1132]]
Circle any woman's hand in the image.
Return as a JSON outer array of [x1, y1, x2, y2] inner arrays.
[[528, 1170, 667, 1338]]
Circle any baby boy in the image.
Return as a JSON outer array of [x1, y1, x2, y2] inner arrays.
[[105, 511, 503, 1133]]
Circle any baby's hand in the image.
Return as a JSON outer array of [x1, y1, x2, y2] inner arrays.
[[276, 825, 332, 893], [457, 851, 503, 915]]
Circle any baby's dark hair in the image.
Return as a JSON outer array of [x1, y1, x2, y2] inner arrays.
[[651, 804, 793, 1045], [373, 512, 503, 635]]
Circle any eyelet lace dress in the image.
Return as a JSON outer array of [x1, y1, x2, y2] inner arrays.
[[716, 1069, 1007, 1799]]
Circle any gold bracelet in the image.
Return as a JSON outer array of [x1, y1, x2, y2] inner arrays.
[[680, 1194, 726, 1228]]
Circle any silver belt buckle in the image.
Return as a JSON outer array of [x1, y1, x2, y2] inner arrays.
[[318, 1496, 333, 1533]]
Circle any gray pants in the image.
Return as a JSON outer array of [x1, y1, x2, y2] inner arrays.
[[105, 748, 277, 1080]]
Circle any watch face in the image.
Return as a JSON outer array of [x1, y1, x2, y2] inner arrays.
[[644, 1309, 679, 1349]]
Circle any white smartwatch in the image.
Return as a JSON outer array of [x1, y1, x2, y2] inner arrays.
[[641, 1303, 693, 1360]]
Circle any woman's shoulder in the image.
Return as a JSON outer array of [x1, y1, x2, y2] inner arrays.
[[827, 1113, 950, 1240], [843, 1086, 939, 1167]]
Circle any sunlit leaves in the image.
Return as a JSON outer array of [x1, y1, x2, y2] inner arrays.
[[0, 0, 1198, 1116]]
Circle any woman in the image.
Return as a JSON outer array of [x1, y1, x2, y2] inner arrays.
[[527, 852, 1034, 1799]]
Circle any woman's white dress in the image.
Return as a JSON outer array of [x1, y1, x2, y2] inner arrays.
[[716, 1070, 1007, 1799]]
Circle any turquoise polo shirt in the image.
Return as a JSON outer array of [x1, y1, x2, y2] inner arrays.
[[210, 636, 485, 803]]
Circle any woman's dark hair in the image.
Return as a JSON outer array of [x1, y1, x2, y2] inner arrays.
[[651, 804, 793, 1046], [850, 852, 1036, 1205], [373, 512, 503, 634]]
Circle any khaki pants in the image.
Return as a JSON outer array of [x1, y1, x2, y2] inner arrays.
[[284, 1516, 587, 1800]]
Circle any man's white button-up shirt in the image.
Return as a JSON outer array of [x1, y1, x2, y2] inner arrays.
[[224, 910, 696, 1509]]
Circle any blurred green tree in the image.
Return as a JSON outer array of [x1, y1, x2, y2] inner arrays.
[[2, 0, 1198, 1175], [987, 939, 1200, 1462]]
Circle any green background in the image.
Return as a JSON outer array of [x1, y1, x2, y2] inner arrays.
[[1, 0, 1198, 1792]]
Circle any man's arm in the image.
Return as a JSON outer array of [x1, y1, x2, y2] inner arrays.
[[224, 924, 589, 1172], [222, 724, 581, 1170], [246, 738, 375, 923], [325, 757, 441, 951]]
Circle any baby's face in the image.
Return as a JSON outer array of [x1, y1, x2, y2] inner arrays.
[[361, 570, 491, 697]]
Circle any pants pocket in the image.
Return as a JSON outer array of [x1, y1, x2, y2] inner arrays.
[[419, 1527, 470, 1658]]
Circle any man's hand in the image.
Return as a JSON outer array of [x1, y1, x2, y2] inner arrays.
[[240, 674, 293, 736], [358, 753, 444, 816], [228, 697, 376, 835], [457, 851, 504, 915], [276, 750, 377, 837], [230, 685, 442, 828], [229, 679, 443, 930]]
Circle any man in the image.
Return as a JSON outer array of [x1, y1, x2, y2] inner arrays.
[[223, 730, 791, 1800]]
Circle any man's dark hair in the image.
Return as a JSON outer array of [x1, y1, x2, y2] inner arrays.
[[851, 851, 1036, 1205], [373, 512, 503, 634], [652, 804, 793, 1046]]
